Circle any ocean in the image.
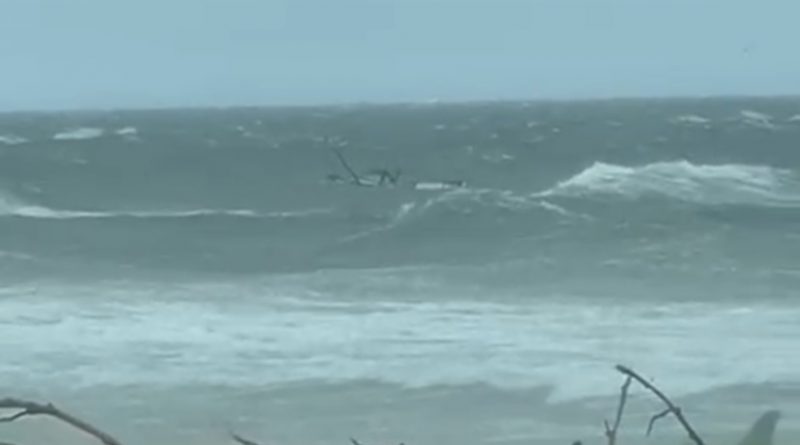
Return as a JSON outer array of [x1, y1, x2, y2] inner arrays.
[[1, 98, 799, 445]]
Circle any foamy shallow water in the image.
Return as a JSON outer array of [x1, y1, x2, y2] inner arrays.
[[1, 281, 799, 445]]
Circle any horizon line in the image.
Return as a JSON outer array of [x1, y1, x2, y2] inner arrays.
[[3, 93, 800, 115]]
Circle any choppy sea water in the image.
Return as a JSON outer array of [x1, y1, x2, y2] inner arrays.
[[1, 98, 799, 444]]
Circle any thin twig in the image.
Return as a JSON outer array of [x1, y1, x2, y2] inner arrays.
[[615, 365, 705, 445], [0, 412, 27, 424], [0, 398, 122, 445], [647, 408, 672, 436], [604, 376, 632, 445]]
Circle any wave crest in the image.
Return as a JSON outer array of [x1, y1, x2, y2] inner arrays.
[[53, 127, 105, 141], [0, 134, 28, 145], [541, 160, 800, 207], [0, 192, 331, 220]]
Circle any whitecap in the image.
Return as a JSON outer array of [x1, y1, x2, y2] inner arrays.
[[0, 134, 27, 145], [481, 152, 515, 163], [53, 127, 105, 141], [740, 110, 775, 129], [539, 160, 800, 207], [0, 191, 332, 220], [414, 181, 467, 191], [671, 114, 711, 125], [114, 127, 138, 136]]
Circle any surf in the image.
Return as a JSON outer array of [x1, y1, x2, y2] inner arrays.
[[539, 160, 800, 207], [0, 190, 331, 220]]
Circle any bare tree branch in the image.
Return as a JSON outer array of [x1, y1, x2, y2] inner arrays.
[[330, 146, 363, 186], [645, 408, 672, 436], [0, 398, 122, 445], [615, 365, 705, 445], [0, 412, 28, 424], [604, 376, 632, 445], [647, 408, 673, 436]]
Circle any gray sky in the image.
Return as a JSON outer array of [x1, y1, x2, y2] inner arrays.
[[1, 0, 797, 110]]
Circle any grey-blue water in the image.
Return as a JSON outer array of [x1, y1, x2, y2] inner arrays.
[[1, 98, 799, 445]]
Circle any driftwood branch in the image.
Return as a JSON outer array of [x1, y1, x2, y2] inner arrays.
[[615, 365, 705, 445], [647, 408, 673, 436], [604, 376, 632, 445], [330, 146, 363, 186], [0, 412, 28, 424], [0, 398, 122, 445]]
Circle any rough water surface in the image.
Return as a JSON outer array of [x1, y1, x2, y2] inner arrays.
[[1, 98, 799, 444]]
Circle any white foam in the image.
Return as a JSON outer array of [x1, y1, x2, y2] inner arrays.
[[1, 283, 798, 402], [741, 109, 772, 121], [11, 208, 330, 220], [0, 191, 331, 220], [540, 160, 800, 207], [0, 250, 32, 260], [53, 127, 105, 141], [338, 202, 419, 243], [0, 134, 28, 145], [672, 114, 711, 125], [395, 201, 417, 219], [341, 188, 581, 244], [787, 114, 800, 122], [537, 200, 588, 219], [740, 109, 775, 129], [114, 126, 138, 136], [412, 187, 588, 221], [414, 181, 466, 191], [481, 152, 515, 163]]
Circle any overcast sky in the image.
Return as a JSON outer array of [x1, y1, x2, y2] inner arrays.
[[1, 0, 797, 110]]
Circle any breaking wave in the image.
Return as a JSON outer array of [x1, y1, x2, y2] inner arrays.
[[0, 134, 28, 145], [671, 114, 711, 125], [540, 160, 800, 207], [739, 110, 776, 129], [53, 127, 105, 141], [0, 191, 330, 220]]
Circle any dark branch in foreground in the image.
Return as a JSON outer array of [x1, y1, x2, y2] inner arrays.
[[604, 376, 632, 445], [615, 365, 705, 445], [0, 398, 122, 445], [647, 408, 673, 436]]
